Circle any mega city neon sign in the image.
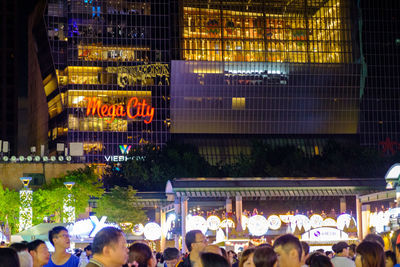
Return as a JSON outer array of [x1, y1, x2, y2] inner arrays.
[[85, 97, 154, 124]]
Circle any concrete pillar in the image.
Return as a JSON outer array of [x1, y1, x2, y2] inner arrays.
[[155, 207, 161, 224], [174, 197, 181, 250], [160, 208, 166, 252], [340, 197, 346, 214], [356, 195, 362, 239], [361, 204, 370, 239], [235, 195, 243, 232], [181, 197, 188, 253], [226, 198, 232, 213]]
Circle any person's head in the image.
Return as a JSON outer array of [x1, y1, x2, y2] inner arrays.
[[185, 230, 207, 253], [239, 248, 255, 267], [0, 247, 20, 267], [128, 242, 156, 267], [301, 241, 310, 264], [28, 240, 49, 267], [385, 250, 396, 267], [332, 242, 349, 257], [163, 247, 180, 267], [325, 251, 333, 258], [349, 244, 356, 258], [355, 241, 385, 267], [9, 243, 28, 252], [84, 244, 92, 256], [364, 234, 384, 248], [227, 250, 236, 260], [273, 234, 302, 267], [253, 247, 277, 267], [199, 252, 229, 267], [92, 227, 128, 266], [305, 252, 333, 267], [48, 226, 70, 250]]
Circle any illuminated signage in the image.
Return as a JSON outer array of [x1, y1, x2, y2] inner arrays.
[[85, 97, 154, 124], [301, 227, 349, 242], [119, 145, 132, 155], [104, 155, 144, 162]]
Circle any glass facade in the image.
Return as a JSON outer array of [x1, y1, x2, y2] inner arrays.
[[42, 0, 170, 162], [171, 0, 360, 136]]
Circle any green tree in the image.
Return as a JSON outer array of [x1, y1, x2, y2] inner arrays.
[[32, 166, 104, 224], [0, 181, 20, 234], [95, 186, 146, 228]]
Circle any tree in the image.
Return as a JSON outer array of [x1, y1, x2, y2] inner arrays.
[[0, 181, 20, 234], [95, 186, 146, 227], [32, 166, 104, 224]]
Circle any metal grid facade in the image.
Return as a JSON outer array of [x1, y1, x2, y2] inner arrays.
[[170, 0, 361, 136], [43, 0, 170, 162]]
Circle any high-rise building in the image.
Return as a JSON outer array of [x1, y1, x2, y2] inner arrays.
[[27, 0, 399, 164], [29, 0, 171, 162]]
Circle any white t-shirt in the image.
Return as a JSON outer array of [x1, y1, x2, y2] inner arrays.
[[331, 256, 355, 267]]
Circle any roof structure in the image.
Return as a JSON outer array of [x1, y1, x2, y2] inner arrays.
[[166, 177, 387, 199]]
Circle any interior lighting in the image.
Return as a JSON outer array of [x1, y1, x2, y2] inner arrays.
[[143, 222, 161, 240]]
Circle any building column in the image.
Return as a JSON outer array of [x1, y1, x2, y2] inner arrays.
[[361, 204, 370, 239], [226, 198, 232, 213], [235, 195, 243, 232], [340, 197, 346, 214], [181, 197, 188, 253], [174, 197, 181, 250], [396, 186, 400, 207], [160, 208, 166, 252], [356, 195, 362, 239], [155, 207, 161, 224]]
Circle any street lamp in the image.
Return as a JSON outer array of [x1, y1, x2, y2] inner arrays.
[[63, 182, 75, 223], [19, 177, 33, 232]]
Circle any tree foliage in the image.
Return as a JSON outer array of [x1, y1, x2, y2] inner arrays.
[[32, 166, 104, 224], [0, 181, 20, 234], [95, 186, 146, 226]]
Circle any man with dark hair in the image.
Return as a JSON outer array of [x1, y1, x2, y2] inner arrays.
[[45, 226, 79, 267], [177, 230, 208, 267], [331, 242, 355, 267], [78, 244, 92, 267], [163, 247, 180, 267], [28, 240, 50, 267], [348, 244, 356, 261], [86, 227, 128, 267], [273, 234, 302, 267], [300, 241, 310, 267]]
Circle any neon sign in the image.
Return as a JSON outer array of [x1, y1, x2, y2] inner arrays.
[[119, 145, 132, 155], [85, 97, 154, 124]]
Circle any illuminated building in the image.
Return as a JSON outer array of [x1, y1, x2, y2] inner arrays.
[[29, 0, 170, 162], [27, 0, 399, 163], [169, 0, 362, 164]]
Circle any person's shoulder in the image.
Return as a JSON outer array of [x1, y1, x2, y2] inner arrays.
[[67, 254, 80, 266]]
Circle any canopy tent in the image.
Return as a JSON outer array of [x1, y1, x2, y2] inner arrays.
[[12, 223, 69, 242]]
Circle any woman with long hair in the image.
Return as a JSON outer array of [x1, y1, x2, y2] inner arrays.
[[239, 248, 256, 267], [128, 243, 156, 267], [355, 241, 385, 267], [0, 247, 20, 267], [199, 252, 230, 267], [305, 252, 333, 267]]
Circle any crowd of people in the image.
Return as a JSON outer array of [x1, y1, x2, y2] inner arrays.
[[0, 225, 397, 267]]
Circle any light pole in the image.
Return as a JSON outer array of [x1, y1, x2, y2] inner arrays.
[[19, 177, 33, 232], [63, 182, 75, 223]]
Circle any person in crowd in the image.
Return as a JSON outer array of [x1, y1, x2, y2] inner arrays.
[[10, 242, 33, 267], [0, 241, 6, 248], [272, 234, 302, 267], [0, 247, 20, 267], [355, 241, 385, 267], [325, 251, 333, 259], [364, 234, 385, 248], [239, 248, 255, 267], [198, 252, 229, 267], [78, 245, 92, 267], [28, 240, 50, 267], [45, 226, 79, 267], [220, 248, 229, 265], [86, 227, 129, 267], [331, 242, 355, 267], [306, 252, 333, 267], [128, 242, 156, 267], [204, 245, 223, 256], [253, 246, 277, 267], [349, 244, 357, 261], [301, 241, 310, 267], [177, 230, 208, 267], [155, 252, 164, 267], [163, 247, 180, 267], [385, 251, 396, 267], [228, 250, 238, 267]]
